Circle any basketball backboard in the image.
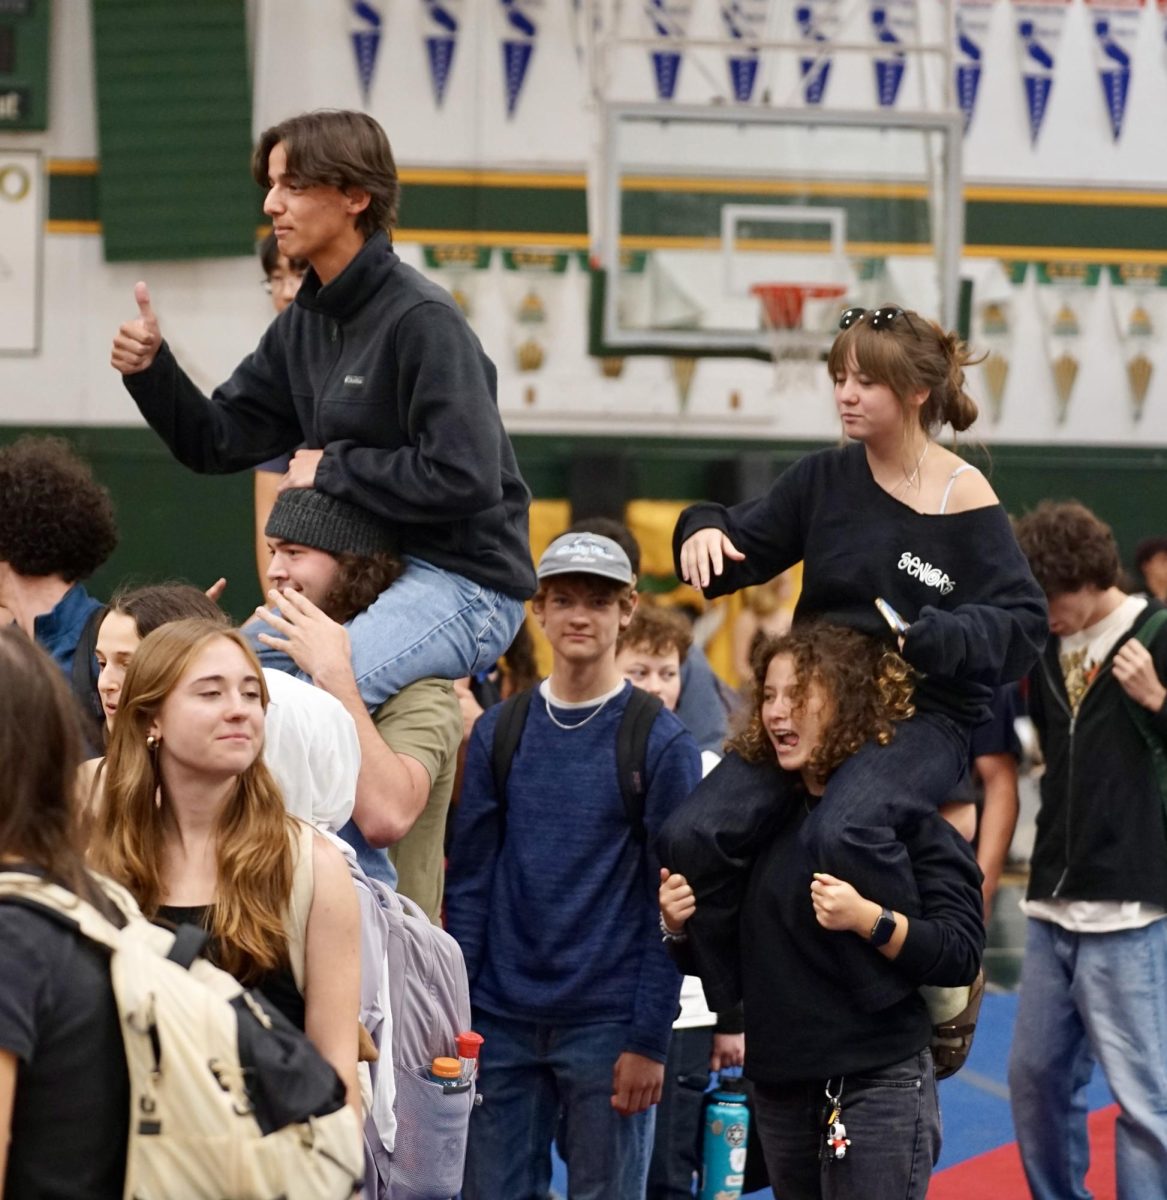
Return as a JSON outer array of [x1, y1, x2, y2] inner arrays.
[[591, 102, 964, 360]]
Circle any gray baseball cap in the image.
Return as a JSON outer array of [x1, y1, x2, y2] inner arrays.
[[536, 533, 634, 585]]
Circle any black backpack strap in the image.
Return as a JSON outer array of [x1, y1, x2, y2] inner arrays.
[[490, 688, 535, 843], [166, 923, 210, 970], [616, 688, 663, 846], [1122, 608, 1167, 814]]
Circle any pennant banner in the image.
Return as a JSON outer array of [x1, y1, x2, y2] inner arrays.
[[1012, 0, 1071, 145], [1035, 262, 1100, 422], [796, 0, 842, 104], [643, 0, 695, 100], [422, 0, 464, 108], [499, 0, 543, 118], [956, 0, 995, 133], [502, 248, 571, 372], [869, 0, 916, 108], [720, 0, 771, 103], [1084, 0, 1143, 141], [1107, 262, 1165, 420], [350, 1, 383, 106]]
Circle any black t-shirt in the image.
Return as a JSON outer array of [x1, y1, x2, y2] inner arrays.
[[156, 904, 305, 1030], [0, 905, 129, 1199]]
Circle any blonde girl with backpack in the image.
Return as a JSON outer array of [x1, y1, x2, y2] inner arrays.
[[0, 627, 130, 1199], [88, 618, 363, 1123]]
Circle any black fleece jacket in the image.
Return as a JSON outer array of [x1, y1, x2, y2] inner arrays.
[[669, 784, 984, 1083], [124, 231, 536, 600], [674, 443, 1048, 724], [1027, 600, 1167, 906]]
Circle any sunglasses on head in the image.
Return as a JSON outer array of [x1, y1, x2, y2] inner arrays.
[[838, 306, 916, 333]]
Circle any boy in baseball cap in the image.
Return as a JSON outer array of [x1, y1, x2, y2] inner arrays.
[[446, 531, 701, 1198]]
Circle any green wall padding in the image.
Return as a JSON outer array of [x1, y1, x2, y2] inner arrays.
[[90, 0, 255, 261], [1, 427, 1165, 626]]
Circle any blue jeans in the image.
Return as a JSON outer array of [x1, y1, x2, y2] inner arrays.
[[462, 1009, 655, 1200], [752, 1050, 941, 1200], [252, 555, 525, 710], [1008, 917, 1167, 1200]]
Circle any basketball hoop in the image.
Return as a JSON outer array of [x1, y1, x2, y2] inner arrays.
[[751, 283, 847, 390]]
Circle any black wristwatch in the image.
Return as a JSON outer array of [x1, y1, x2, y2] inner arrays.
[[869, 907, 896, 948]]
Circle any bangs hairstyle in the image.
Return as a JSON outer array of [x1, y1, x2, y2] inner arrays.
[[826, 308, 981, 435], [533, 572, 635, 610], [253, 109, 399, 237], [90, 619, 296, 984], [0, 627, 95, 899], [728, 624, 915, 783], [1013, 500, 1120, 596], [616, 604, 693, 662]]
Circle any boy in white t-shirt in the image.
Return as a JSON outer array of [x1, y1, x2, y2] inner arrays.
[[1011, 500, 1167, 1200], [616, 605, 744, 1200]]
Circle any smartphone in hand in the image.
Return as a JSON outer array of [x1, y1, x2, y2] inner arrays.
[[874, 597, 910, 636]]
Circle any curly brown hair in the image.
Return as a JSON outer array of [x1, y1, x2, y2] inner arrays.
[[324, 551, 404, 624], [1013, 501, 1120, 597], [728, 624, 915, 784], [616, 604, 693, 663], [0, 436, 118, 581]]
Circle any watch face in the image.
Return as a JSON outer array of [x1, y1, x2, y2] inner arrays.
[[870, 908, 896, 947]]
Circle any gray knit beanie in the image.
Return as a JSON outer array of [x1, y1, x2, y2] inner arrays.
[[264, 488, 397, 558]]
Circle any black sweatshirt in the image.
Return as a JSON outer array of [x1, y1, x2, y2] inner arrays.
[[739, 795, 984, 1084], [1027, 600, 1167, 906], [124, 231, 536, 600], [674, 443, 1048, 724]]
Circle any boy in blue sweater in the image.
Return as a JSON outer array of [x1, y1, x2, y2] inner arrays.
[[445, 533, 701, 1200]]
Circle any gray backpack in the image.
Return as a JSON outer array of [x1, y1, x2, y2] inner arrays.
[[361, 872, 474, 1200]]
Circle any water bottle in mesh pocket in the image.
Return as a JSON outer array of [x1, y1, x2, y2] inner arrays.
[[389, 1066, 475, 1199]]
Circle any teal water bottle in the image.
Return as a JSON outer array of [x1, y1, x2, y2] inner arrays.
[[698, 1068, 750, 1200]]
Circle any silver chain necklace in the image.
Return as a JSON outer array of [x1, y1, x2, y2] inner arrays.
[[892, 440, 930, 496], [543, 687, 617, 731]]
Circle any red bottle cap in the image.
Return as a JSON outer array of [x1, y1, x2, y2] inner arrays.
[[455, 1030, 484, 1058]]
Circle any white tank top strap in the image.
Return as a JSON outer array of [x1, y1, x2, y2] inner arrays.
[[938, 464, 977, 515]]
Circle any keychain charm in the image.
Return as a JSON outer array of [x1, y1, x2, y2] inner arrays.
[[823, 1077, 851, 1161]]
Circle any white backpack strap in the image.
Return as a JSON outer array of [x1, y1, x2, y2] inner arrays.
[[0, 872, 125, 953], [284, 818, 316, 994]]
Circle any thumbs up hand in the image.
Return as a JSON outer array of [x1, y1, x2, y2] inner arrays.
[[111, 281, 163, 375]]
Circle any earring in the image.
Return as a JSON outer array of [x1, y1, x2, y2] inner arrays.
[[146, 734, 160, 752]]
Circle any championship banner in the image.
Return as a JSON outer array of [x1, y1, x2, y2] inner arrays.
[[422, 0, 463, 107], [643, 0, 694, 100], [1035, 262, 1100, 422], [421, 245, 492, 320], [956, 0, 995, 133], [1011, 0, 1071, 145], [1107, 263, 1165, 420], [1084, 0, 1143, 141], [971, 260, 1024, 423], [498, 0, 542, 118], [502, 248, 570, 372], [350, 1, 384, 106], [796, 0, 841, 105], [869, 0, 916, 108], [720, 0, 771, 103]]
